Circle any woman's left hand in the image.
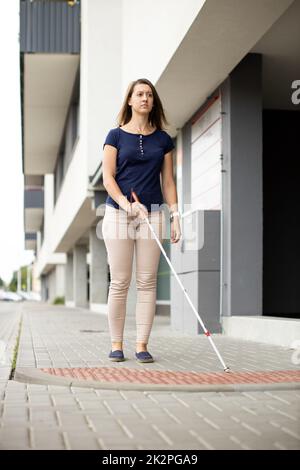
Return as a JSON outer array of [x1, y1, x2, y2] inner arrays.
[[170, 218, 181, 243]]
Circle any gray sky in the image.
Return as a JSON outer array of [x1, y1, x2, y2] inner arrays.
[[0, 1, 34, 285]]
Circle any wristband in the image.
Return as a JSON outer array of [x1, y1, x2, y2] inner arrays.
[[170, 211, 180, 222]]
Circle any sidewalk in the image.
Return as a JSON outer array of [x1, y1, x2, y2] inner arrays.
[[14, 302, 300, 392], [0, 301, 299, 450]]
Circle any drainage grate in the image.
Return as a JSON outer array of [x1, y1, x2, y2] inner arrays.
[[80, 330, 104, 333]]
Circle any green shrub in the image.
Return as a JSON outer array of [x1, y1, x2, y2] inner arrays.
[[53, 296, 65, 305]]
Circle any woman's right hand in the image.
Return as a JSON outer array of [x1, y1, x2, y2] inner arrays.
[[128, 201, 148, 220]]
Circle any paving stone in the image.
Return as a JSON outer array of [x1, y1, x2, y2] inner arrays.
[[56, 432, 97, 450], [0, 425, 29, 449], [0, 302, 299, 450], [33, 429, 65, 450]]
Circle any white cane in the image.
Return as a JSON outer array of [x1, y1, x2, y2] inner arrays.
[[131, 190, 230, 373]]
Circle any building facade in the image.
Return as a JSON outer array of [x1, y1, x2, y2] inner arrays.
[[21, 0, 300, 346]]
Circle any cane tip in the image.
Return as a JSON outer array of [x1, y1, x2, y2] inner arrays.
[[224, 367, 231, 373]]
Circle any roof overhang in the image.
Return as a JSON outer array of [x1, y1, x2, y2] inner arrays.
[[155, 0, 294, 135], [23, 53, 80, 175], [24, 208, 44, 232], [25, 233, 37, 251], [24, 187, 44, 232]]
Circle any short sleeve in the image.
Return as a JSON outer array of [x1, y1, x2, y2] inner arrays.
[[103, 128, 119, 150], [164, 133, 175, 154]]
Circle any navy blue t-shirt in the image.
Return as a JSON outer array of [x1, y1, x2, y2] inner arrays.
[[102, 126, 175, 212]]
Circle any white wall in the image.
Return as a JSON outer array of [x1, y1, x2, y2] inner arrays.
[[34, 142, 82, 276], [36, 1, 123, 275], [191, 95, 222, 210], [35, 173, 66, 277], [44, 174, 54, 237], [81, 0, 123, 177], [47, 264, 65, 303], [122, 0, 206, 91]]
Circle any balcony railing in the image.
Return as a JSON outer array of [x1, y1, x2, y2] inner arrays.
[[25, 232, 37, 241], [24, 188, 44, 209], [20, 0, 80, 53]]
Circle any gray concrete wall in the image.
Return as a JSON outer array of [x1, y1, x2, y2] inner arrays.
[[182, 123, 192, 207], [40, 274, 48, 302], [47, 268, 56, 303], [73, 245, 88, 308], [171, 115, 223, 334], [65, 253, 73, 305], [55, 265, 65, 298], [45, 265, 65, 304], [221, 53, 263, 316], [89, 227, 108, 307], [171, 211, 221, 335]]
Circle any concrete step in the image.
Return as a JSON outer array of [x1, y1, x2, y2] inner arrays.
[[222, 316, 300, 348]]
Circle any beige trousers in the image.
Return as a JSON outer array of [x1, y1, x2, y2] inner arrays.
[[102, 205, 166, 344]]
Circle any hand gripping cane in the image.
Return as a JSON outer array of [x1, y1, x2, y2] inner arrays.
[[131, 190, 230, 373]]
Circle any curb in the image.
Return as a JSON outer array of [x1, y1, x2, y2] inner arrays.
[[14, 367, 300, 393]]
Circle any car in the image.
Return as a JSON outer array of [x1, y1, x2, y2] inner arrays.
[[17, 291, 31, 300], [0, 291, 23, 302], [27, 291, 41, 301], [17, 291, 41, 301]]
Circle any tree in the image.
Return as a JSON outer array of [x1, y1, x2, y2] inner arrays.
[[8, 266, 30, 292]]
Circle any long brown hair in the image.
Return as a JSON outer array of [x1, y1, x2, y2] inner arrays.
[[116, 78, 170, 130]]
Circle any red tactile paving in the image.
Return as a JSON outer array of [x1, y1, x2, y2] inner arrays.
[[40, 368, 300, 385]]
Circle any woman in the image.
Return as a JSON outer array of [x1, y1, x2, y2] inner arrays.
[[102, 78, 181, 363]]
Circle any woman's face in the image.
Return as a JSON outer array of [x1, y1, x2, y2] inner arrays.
[[128, 84, 154, 115]]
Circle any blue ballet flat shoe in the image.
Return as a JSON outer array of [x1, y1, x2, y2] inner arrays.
[[135, 351, 154, 363], [108, 350, 125, 362]]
